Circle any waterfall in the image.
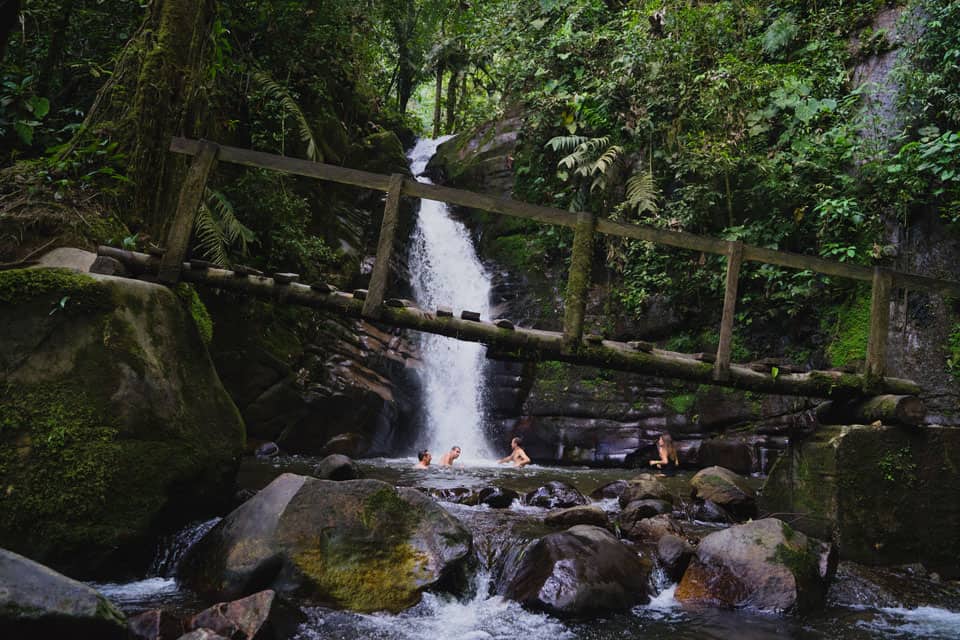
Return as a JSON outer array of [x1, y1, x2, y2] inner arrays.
[[407, 137, 494, 461]]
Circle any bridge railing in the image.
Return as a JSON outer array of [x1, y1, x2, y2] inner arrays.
[[163, 137, 960, 382]]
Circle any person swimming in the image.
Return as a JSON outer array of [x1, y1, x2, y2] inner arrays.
[[497, 436, 531, 468], [439, 446, 461, 467], [648, 433, 679, 476], [414, 449, 432, 469]]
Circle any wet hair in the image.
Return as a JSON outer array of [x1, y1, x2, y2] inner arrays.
[[451, 446, 461, 451], [511, 436, 522, 445], [417, 449, 430, 462], [659, 434, 679, 465]]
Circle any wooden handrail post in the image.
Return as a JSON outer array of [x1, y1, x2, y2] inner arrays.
[[363, 173, 406, 319], [562, 210, 596, 353], [714, 240, 744, 381], [158, 141, 220, 284], [865, 267, 893, 379]]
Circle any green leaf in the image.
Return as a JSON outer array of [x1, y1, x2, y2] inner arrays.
[[28, 96, 50, 119], [13, 121, 33, 145], [771, 366, 780, 381]]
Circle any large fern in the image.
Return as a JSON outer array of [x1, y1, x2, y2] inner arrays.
[[252, 71, 323, 162], [546, 135, 624, 193], [194, 189, 256, 267], [624, 170, 660, 215]]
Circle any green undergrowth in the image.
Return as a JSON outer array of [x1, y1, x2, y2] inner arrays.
[[825, 291, 871, 368], [176, 283, 213, 345]]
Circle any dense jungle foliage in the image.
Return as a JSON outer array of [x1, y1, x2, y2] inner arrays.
[[1, 0, 958, 367]]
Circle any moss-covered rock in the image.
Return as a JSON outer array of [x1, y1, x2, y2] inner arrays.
[[0, 268, 244, 576], [179, 474, 472, 613], [690, 466, 757, 519], [759, 424, 960, 578], [675, 518, 836, 613]]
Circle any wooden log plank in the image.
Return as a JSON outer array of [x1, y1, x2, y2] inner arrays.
[[714, 240, 744, 381], [363, 173, 404, 318], [158, 141, 219, 284], [562, 211, 596, 352], [170, 137, 960, 296], [817, 395, 926, 427], [100, 246, 922, 399], [866, 267, 894, 379]]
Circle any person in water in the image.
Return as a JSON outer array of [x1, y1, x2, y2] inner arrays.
[[649, 433, 679, 476], [439, 446, 461, 467], [414, 449, 432, 469], [498, 436, 531, 468]]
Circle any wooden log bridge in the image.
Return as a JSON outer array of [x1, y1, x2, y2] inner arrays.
[[113, 136, 960, 401], [99, 246, 921, 400]]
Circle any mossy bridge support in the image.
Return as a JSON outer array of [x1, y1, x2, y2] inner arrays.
[[101, 137, 960, 401]]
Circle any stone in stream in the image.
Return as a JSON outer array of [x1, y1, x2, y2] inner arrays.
[[543, 505, 609, 528], [497, 525, 650, 616], [183, 589, 304, 640], [618, 473, 673, 508], [178, 474, 472, 613], [657, 534, 694, 583], [676, 518, 837, 613], [314, 454, 362, 480], [128, 609, 184, 640], [619, 512, 684, 544], [426, 487, 480, 506], [478, 487, 520, 509], [689, 466, 756, 519], [321, 432, 368, 458], [176, 630, 231, 640], [0, 547, 127, 639], [525, 480, 588, 509], [690, 499, 733, 524], [621, 498, 672, 519], [255, 441, 280, 458], [590, 479, 629, 500]]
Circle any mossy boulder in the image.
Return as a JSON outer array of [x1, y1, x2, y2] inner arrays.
[[690, 466, 756, 519], [0, 547, 127, 639], [0, 268, 245, 576], [676, 518, 836, 613], [179, 474, 472, 613], [618, 473, 673, 508], [496, 524, 650, 617]]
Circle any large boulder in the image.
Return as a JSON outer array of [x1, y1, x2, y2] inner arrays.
[[619, 512, 684, 544], [543, 505, 609, 529], [618, 474, 673, 509], [689, 466, 756, 519], [179, 474, 472, 613], [478, 487, 520, 509], [0, 548, 127, 639], [657, 534, 694, 583], [0, 268, 244, 575], [314, 454, 361, 481], [497, 525, 650, 616], [676, 518, 836, 613], [525, 481, 587, 509]]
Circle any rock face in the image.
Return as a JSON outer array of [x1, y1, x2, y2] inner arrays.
[[760, 424, 960, 578], [497, 525, 650, 616], [676, 519, 836, 613], [0, 268, 245, 575], [0, 548, 127, 639], [525, 481, 588, 509], [690, 466, 756, 519], [179, 474, 472, 613]]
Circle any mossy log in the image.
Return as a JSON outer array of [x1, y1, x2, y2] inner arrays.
[[99, 247, 923, 400], [816, 395, 926, 427]]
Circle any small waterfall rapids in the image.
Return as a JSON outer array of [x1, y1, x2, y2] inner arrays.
[[407, 137, 494, 461]]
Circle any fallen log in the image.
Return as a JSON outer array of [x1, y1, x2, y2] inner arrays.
[[816, 395, 926, 427]]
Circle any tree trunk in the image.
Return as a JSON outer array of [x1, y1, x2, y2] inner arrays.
[[432, 63, 443, 138], [37, 0, 74, 96], [0, 0, 18, 64], [62, 0, 216, 237], [445, 69, 459, 134]]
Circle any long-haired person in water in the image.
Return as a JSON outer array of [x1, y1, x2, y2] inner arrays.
[[649, 433, 679, 476]]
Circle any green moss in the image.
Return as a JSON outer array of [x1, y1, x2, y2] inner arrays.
[[0, 268, 110, 311], [826, 291, 871, 368], [666, 393, 697, 415], [175, 283, 213, 345], [489, 234, 539, 270]]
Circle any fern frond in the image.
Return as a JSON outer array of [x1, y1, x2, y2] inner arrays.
[[592, 144, 623, 177], [546, 135, 589, 153], [252, 71, 323, 162], [194, 188, 256, 267], [625, 171, 660, 215]]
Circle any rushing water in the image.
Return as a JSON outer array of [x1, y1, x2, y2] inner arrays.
[[407, 137, 494, 461]]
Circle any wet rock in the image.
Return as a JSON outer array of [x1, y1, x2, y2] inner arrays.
[[478, 487, 520, 509], [690, 466, 756, 519], [525, 481, 588, 509], [829, 562, 960, 610], [657, 534, 694, 583], [0, 548, 127, 639], [689, 499, 733, 524], [543, 505, 609, 528], [232, 488, 258, 509], [255, 441, 280, 458], [621, 499, 671, 520], [620, 512, 684, 544], [128, 609, 184, 640], [498, 525, 650, 616], [676, 518, 836, 613], [184, 590, 304, 640], [427, 487, 480, 506], [697, 438, 757, 475], [179, 474, 472, 613], [590, 480, 629, 500], [177, 631, 230, 640], [315, 454, 362, 480], [322, 432, 368, 458], [618, 474, 673, 509]]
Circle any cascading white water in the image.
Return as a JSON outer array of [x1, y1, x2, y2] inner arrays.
[[407, 137, 494, 461]]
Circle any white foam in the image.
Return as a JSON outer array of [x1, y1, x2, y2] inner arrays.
[[858, 605, 960, 639]]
